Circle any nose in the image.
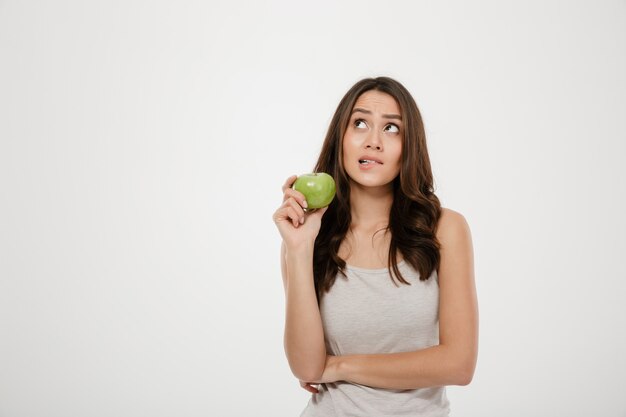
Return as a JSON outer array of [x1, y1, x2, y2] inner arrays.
[[364, 130, 383, 151]]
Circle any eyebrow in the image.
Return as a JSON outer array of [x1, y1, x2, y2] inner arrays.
[[351, 108, 402, 121]]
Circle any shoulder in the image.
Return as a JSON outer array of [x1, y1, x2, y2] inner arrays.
[[436, 207, 471, 241]]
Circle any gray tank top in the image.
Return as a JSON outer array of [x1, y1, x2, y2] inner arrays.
[[300, 259, 450, 417]]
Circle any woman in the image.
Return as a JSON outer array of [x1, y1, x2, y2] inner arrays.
[[272, 76, 478, 416]]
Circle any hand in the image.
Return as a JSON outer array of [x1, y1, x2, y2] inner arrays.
[[298, 355, 342, 394], [299, 380, 321, 394], [272, 174, 329, 251]]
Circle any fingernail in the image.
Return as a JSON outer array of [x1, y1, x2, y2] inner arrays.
[[300, 217, 305, 224], [302, 200, 308, 208]]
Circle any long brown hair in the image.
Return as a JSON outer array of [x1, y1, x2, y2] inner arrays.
[[312, 76, 443, 304]]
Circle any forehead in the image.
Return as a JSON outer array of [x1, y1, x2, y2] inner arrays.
[[353, 90, 400, 114]]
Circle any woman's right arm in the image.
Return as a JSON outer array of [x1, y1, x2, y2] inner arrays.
[[274, 175, 328, 382], [282, 242, 327, 382]]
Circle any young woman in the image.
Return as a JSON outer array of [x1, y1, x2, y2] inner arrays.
[[272, 76, 478, 416]]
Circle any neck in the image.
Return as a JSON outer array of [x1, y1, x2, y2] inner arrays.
[[348, 180, 394, 232]]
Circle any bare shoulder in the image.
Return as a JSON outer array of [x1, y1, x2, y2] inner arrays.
[[435, 207, 474, 272], [436, 207, 472, 243]]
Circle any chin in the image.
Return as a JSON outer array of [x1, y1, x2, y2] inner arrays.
[[349, 175, 395, 189]]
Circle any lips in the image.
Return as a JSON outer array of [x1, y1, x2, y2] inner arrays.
[[358, 155, 383, 165]]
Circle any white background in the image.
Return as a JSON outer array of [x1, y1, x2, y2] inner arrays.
[[1, 1, 625, 416]]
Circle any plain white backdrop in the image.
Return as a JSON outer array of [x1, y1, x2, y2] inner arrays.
[[1, 1, 625, 416]]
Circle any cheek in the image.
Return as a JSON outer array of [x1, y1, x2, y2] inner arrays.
[[391, 144, 403, 170], [342, 134, 358, 155], [391, 140, 402, 159], [341, 136, 352, 166]]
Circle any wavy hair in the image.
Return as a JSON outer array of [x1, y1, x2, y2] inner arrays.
[[312, 76, 443, 304]]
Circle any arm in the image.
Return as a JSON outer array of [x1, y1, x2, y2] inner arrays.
[[282, 240, 327, 382], [274, 176, 330, 383], [334, 209, 479, 390]]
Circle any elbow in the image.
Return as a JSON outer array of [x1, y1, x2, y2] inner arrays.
[[456, 369, 474, 386], [291, 365, 324, 383], [447, 343, 477, 386], [286, 354, 326, 382], [455, 360, 476, 386], [284, 343, 327, 382]]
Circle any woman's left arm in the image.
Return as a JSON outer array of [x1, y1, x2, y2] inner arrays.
[[323, 209, 479, 390]]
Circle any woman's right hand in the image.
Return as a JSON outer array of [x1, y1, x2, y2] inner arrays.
[[272, 174, 329, 251]]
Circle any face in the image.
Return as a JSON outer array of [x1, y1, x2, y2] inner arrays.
[[342, 90, 403, 189]]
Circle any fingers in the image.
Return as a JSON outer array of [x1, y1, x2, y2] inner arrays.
[[285, 205, 300, 228], [299, 381, 320, 394], [278, 175, 307, 218], [305, 384, 320, 394], [283, 186, 308, 210], [285, 197, 305, 224], [282, 175, 308, 207], [283, 189, 308, 210], [281, 175, 298, 193], [273, 205, 297, 228], [274, 198, 305, 228]]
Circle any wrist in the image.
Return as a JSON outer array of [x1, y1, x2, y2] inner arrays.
[[332, 355, 348, 382], [285, 240, 316, 257]]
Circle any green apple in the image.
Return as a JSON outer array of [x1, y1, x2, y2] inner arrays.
[[292, 172, 336, 209]]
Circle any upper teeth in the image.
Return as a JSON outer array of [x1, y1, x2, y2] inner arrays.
[[360, 160, 377, 164]]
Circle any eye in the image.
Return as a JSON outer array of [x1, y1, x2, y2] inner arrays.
[[384, 123, 399, 133], [354, 119, 367, 129]]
